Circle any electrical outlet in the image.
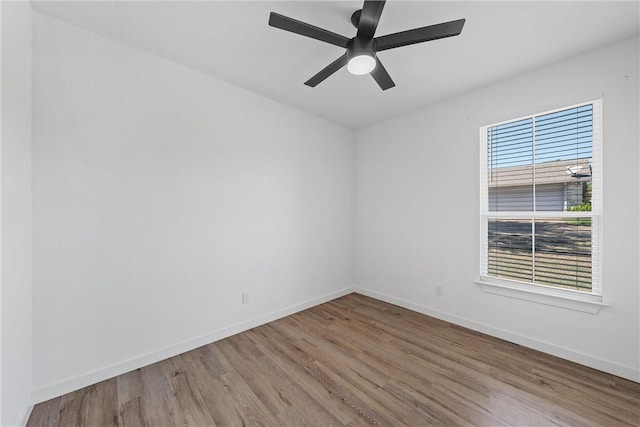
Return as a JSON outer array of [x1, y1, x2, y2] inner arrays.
[[435, 285, 444, 296], [242, 292, 250, 304]]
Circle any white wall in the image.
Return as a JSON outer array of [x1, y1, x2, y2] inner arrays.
[[1, 1, 34, 425], [32, 12, 354, 400], [355, 36, 639, 381]]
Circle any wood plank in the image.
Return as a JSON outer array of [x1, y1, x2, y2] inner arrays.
[[117, 368, 142, 406], [162, 354, 218, 426], [26, 396, 60, 427], [117, 397, 144, 427], [55, 388, 84, 426], [138, 362, 186, 426], [216, 333, 343, 425], [244, 327, 366, 426], [181, 346, 247, 426]]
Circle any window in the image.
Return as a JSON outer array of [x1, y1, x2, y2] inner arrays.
[[480, 100, 602, 297]]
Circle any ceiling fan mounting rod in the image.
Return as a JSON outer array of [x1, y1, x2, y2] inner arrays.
[[351, 9, 363, 28]]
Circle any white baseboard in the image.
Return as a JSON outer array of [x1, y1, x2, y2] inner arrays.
[[354, 286, 640, 383], [31, 287, 354, 404], [18, 394, 33, 427]]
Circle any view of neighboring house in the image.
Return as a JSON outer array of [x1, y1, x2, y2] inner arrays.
[[489, 158, 592, 211]]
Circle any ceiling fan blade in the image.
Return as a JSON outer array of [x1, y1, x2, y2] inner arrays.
[[375, 18, 465, 52], [370, 58, 395, 90], [304, 54, 348, 87], [269, 12, 350, 48], [357, 0, 386, 38]]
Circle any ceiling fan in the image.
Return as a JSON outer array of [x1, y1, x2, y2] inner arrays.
[[268, 0, 465, 90]]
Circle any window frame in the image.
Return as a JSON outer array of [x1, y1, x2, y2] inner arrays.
[[477, 100, 605, 312]]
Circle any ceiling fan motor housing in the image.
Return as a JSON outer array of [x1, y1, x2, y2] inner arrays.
[[347, 37, 377, 62]]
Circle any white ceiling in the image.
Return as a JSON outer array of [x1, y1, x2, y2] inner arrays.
[[31, 1, 639, 129]]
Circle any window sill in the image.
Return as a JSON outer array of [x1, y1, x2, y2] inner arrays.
[[475, 277, 609, 314]]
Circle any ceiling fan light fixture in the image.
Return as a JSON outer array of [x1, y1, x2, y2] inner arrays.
[[347, 54, 376, 75], [346, 36, 377, 75]]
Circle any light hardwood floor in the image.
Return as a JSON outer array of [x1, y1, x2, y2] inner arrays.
[[28, 293, 639, 426]]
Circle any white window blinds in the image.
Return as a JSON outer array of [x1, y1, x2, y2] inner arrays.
[[480, 100, 602, 294]]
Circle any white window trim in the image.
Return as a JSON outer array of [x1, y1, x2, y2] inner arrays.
[[475, 278, 608, 314], [479, 100, 604, 312]]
